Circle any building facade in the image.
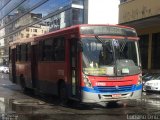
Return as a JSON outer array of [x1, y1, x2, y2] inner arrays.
[[119, 0, 160, 73], [0, 0, 119, 65]]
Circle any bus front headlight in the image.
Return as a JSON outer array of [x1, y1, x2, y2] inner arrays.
[[83, 75, 93, 88]]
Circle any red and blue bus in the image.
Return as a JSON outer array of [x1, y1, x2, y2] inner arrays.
[[9, 24, 142, 103]]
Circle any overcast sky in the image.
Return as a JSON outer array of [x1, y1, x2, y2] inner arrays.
[[88, 0, 120, 24]]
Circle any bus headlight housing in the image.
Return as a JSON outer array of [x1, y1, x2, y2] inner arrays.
[[83, 75, 93, 89], [137, 74, 142, 85]]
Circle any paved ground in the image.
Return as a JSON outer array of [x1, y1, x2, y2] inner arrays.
[[0, 73, 160, 120]]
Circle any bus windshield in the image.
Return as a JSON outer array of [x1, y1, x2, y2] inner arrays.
[[82, 37, 140, 76]]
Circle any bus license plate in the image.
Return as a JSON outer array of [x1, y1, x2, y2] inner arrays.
[[112, 94, 121, 98]]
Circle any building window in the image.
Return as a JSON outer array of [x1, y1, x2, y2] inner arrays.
[[33, 29, 37, 32], [21, 34, 24, 38], [72, 0, 83, 5], [139, 34, 149, 70], [26, 28, 29, 32], [72, 8, 83, 25], [120, 0, 128, 3], [26, 34, 30, 38]]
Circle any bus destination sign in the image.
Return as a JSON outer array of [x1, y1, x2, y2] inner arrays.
[[80, 26, 137, 37]]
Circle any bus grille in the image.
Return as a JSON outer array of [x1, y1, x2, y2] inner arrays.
[[95, 85, 133, 93]]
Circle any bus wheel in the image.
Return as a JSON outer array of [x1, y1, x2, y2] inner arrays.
[[59, 81, 68, 104]]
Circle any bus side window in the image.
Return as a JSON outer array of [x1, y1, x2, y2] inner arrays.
[[9, 47, 11, 62], [38, 41, 44, 61], [21, 44, 27, 61], [16, 45, 21, 61], [53, 37, 65, 61], [27, 44, 31, 61], [43, 39, 53, 61]]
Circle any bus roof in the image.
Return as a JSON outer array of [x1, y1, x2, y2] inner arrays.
[[9, 24, 137, 46], [35, 24, 137, 40]]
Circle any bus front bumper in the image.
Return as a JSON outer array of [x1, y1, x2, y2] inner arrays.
[[81, 86, 142, 103]]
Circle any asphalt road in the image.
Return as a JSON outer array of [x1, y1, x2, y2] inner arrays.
[[0, 73, 160, 120]]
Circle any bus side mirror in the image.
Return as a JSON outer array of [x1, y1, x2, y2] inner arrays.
[[77, 41, 83, 52]]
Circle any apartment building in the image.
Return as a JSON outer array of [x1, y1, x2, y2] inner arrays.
[[119, 0, 160, 73]]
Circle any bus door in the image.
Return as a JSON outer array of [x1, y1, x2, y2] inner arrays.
[[70, 39, 80, 98]]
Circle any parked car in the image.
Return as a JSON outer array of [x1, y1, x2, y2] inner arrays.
[[0, 66, 9, 74], [3, 67, 9, 74], [143, 73, 160, 92], [0, 66, 5, 72], [142, 73, 154, 84]]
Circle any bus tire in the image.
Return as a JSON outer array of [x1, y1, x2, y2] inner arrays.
[[59, 81, 68, 104]]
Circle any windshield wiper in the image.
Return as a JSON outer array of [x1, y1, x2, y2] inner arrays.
[[95, 35, 105, 44], [95, 35, 113, 53]]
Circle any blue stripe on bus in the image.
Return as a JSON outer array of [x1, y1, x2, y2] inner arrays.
[[82, 84, 142, 94], [135, 84, 142, 90]]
